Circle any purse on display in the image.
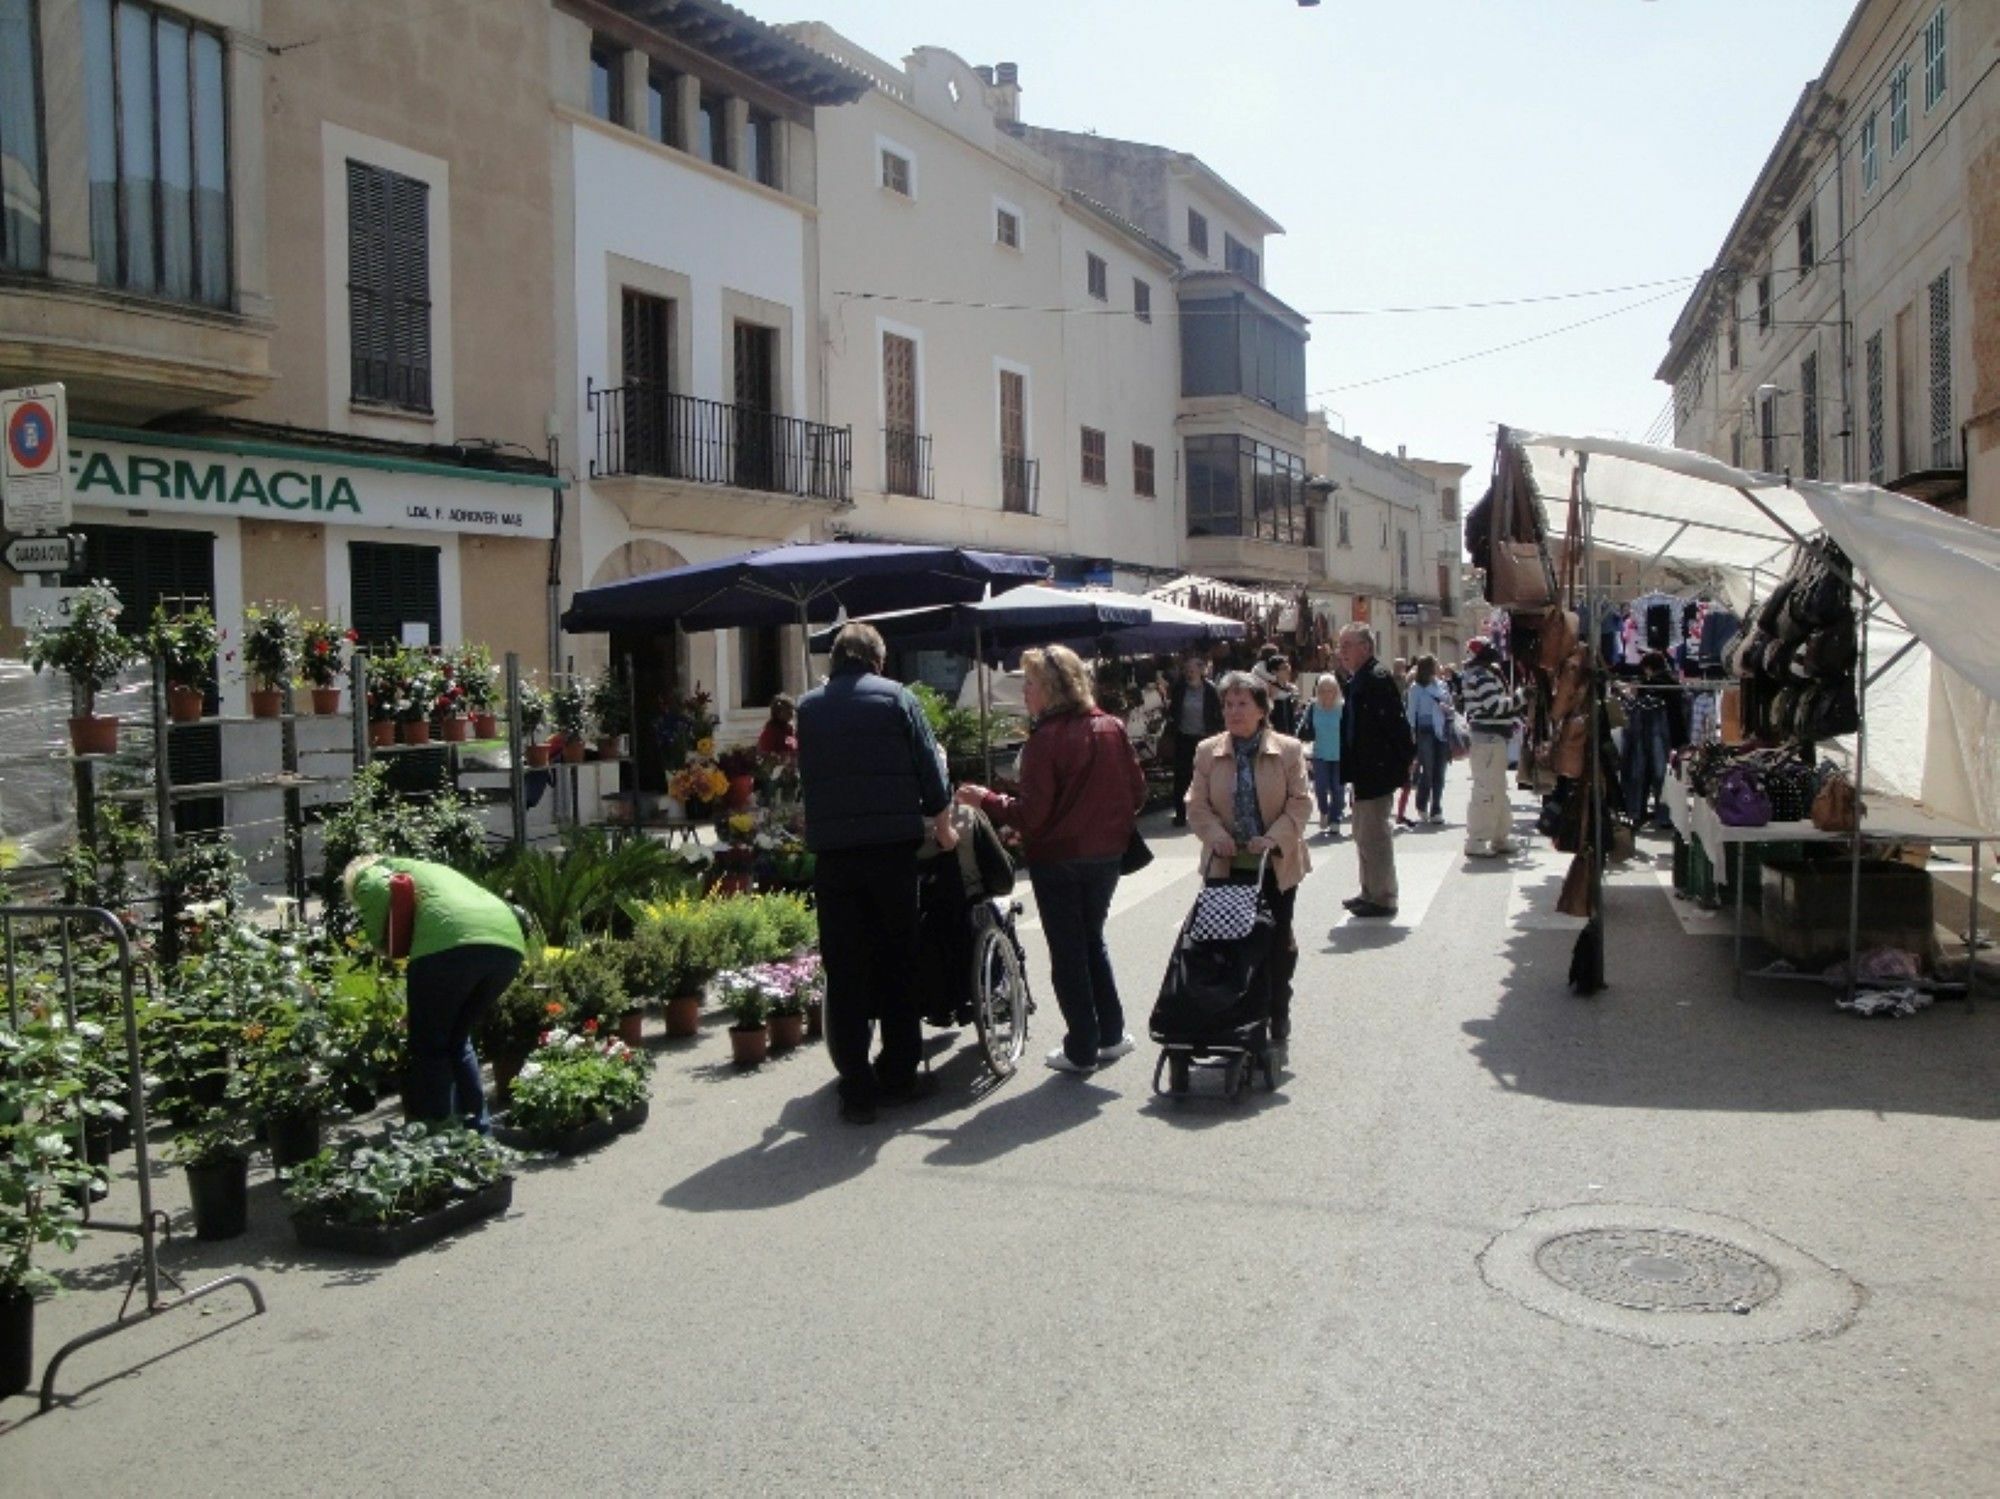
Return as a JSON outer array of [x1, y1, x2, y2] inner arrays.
[[1811, 770, 1862, 832], [1764, 759, 1819, 822], [1801, 616, 1858, 678], [1803, 678, 1860, 739], [1536, 607, 1579, 672], [1714, 765, 1772, 827], [1553, 714, 1589, 780]]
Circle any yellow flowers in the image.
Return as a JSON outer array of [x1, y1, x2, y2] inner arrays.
[[696, 737, 715, 757], [727, 813, 755, 837]]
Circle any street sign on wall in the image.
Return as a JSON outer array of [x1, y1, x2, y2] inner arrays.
[[2, 533, 84, 576], [1, 383, 70, 535]]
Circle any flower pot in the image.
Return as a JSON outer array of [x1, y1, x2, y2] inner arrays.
[[524, 742, 552, 769], [249, 688, 284, 719], [769, 1011, 806, 1050], [616, 1010, 645, 1047], [68, 714, 120, 756], [311, 686, 343, 716], [472, 712, 498, 739], [805, 999, 824, 1040], [727, 774, 756, 809], [292, 1177, 513, 1258], [185, 1155, 250, 1241], [266, 1111, 323, 1172], [728, 1024, 770, 1068], [167, 684, 206, 723], [561, 737, 586, 765], [664, 994, 703, 1038], [596, 735, 623, 760], [489, 1047, 529, 1106], [0, 1286, 32, 1401], [440, 715, 472, 744], [400, 719, 432, 746], [369, 719, 398, 748]]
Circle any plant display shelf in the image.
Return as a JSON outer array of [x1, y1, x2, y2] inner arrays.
[[102, 772, 329, 805]]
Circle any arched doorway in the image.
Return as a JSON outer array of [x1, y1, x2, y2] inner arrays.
[[589, 539, 691, 794]]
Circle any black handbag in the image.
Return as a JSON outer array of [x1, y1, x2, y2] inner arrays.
[[1120, 829, 1154, 875], [1804, 679, 1860, 740]]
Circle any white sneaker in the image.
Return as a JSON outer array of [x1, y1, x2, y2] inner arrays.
[[1045, 1049, 1096, 1074], [1097, 1033, 1137, 1061]]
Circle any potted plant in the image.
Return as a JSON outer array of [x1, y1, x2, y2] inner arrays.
[[762, 952, 822, 1050], [550, 680, 588, 764], [456, 643, 500, 737], [517, 683, 552, 767], [301, 616, 358, 714], [171, 1108, 252, 1241], [241, 1001, 335, 1172], [716, 967, 774, 1067], [548, 941, 631, 1036], [240, 602, 302, 719], [398, 653, 442, 745], [476, 957, 565, 1104], [364, 647, 403, 747], [588, 663, 631, 760], [0, 1012, 105, 1398], [492, 1025, 652, 1155], [632, 897, 722, 1038], [24, 580, 142, 754], [148, 603, 222, 723], [282, 1122, 519, 1257], [718, 745, 761, 809]]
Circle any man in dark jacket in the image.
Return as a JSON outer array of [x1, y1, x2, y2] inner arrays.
[[1159, 656, 1223, 826], [1336, 623, 1414, 917], [798, 623, 957, 1124]]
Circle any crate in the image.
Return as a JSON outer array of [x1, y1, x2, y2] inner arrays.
[[1759, 854, 1934, 971], [1674, 831, 1718, 907]]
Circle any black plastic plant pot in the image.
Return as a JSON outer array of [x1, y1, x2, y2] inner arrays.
[[291, 1177, 514, 1258], [185, 1156, 250, 1241], [0, 1287, 32, 1400], [266, 1112, 324, 1173], [492, 1099, 648, 1157]]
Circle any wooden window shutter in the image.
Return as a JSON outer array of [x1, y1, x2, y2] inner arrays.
[[883, 334, 916, 433], [387, 172, 432, 411], [348, 162, 431, 411], [347, 162, 389, 403]]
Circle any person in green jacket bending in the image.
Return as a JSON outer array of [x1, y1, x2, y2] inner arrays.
[[344, 855, 527, 1131]]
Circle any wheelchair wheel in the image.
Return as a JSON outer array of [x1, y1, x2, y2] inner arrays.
[[969, 905, 1029, 1077]]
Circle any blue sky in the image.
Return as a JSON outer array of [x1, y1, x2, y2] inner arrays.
[[756, 0, 1856, 478]]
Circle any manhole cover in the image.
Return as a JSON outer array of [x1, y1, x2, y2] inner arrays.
[[1533, 1228, 1781, 1313], [1479, 1204, 1861, 1347]]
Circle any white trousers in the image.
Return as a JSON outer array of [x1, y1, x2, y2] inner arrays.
[[1465, 736, 1515, 854]]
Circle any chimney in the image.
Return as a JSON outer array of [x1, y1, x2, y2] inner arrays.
[[973, 65, 994, 85], [992, 61, 1020, 122], [1397, 444, 1406, 460]]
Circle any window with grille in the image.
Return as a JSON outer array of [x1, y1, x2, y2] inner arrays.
[[0, 0, 45, 272], [1134, 278, 1151, 323], [1187, 207, 1208, 257], [1086, 253, 1107, 301], [1923, 5, 1946, 112], [1756, 272, 1772, 331], [880, 146, 911, 196], [1133, 442, 1155, 498], [81, 0, 230, 306], [1865, 332, 1885, 482], [1860, 112, 1878, 192], [1759, 393, 1777, 471], [347, 160, 432, 411], [1080, 426, 1106, 486], [350, 541, 440, 649], [589, 37, 623, 123], [1224, 234, 1260, 284], [1796, 206, 1815, 278], [1928, 269, 1953, 467], [995, 204, 1019, 248], [1890, 64, 1910, 155], [1800, 352, 1820, 479], [1336, 503, 1350, 547]]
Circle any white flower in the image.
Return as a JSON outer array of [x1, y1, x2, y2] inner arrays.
[[518, 1061, 544, 1080]]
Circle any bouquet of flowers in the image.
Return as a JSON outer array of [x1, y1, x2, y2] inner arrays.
[[668, 758, 728, 809], [300, 617, 359, 690], [656, 686, 717, 770]]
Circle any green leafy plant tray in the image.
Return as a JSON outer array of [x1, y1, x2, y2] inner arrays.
[[290, 1177, 514, 1258], [492, 1099, 648, 1157]]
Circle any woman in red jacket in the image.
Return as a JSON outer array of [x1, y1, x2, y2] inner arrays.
[[956, 645, 1147, 1073]]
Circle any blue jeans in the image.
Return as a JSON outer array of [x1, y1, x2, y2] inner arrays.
[[1413, 725, 1447, 818], [1623, 707, 1671, 826], [1311, 757, 1343, 826], [1029, 857, 1124, 1066], [406, 944, 523, 1131]]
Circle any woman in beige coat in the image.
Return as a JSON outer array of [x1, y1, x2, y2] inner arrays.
[[1186, 670, 1314, 1047]]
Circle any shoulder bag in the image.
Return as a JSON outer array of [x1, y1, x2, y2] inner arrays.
[[1714, 764, 1772, 827], [1811, 770, 1862, 833]]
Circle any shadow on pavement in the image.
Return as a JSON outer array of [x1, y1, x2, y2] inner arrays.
[[916, 1075, 1117, 1166], [1321, 922, 1411, 952]]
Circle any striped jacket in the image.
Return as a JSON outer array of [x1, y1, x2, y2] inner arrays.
[[1460, 662, 1521, 735]]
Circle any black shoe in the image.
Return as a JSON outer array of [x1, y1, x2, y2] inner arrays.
[[1349, 900, 1398, 919], [877, 1071, 939, 1107], [839, 1096, 879, 1125], [1342, 896, 1366, 912]]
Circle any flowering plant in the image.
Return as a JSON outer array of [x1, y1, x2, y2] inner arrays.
[[241, 602, 303, 691], [668, 758, 728, 806], [397, 654, 445, 724], [588, 663, 632, 738], [299, 617, 359, 690], [506, 1024, 652, 1134], [759, 953, 823, 1016], [148, 604, 224, 691], [517, 681, 549, 736], [25, 580, 141, 711], [453, 643, 497, 713], [717, 745, 761, 780], [549, 680, 588, 740], [655, 686, 717, 770], [714, 967, 779, 1029]]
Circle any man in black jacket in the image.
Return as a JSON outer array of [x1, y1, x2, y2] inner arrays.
[[1336, 623, 1414, 917], [798, 623, 957, 1124], [1159, 656, 1224, 826]]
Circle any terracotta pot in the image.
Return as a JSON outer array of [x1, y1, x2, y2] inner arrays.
[[805, 999, 824, 1040], [665, 994, 703, 1038], [616, 1010, 645, 1046], [167, 684, 206, 723], [440, 716, 472, 744], [596, 735, 623, 760], [524, 742, 552, 769], [561, 737, 586, 765], [401, 720, 432, 746], [728, 1024, 770, 1068], [472, 712, 498, 739], [68, 714, 119, 756], [727, 774, 756, 809], [311, 686, 343, 716], [369, 719, 398, 748], [768, 1011, 806, 1050], [249, 687, 284, 719]]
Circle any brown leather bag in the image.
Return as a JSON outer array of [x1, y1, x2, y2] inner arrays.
[[1556, 850, 1596, 918], [1485, 435, 1558, 609], [1810, 771, 1862, 832], [1553, 713, 1588, 779], [1536, 607, 1579, 672]]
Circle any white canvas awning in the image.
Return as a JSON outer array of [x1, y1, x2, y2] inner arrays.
[[1511, 432, 2000, 831]]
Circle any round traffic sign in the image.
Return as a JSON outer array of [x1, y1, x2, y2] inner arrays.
[[7, 402, 56, 470]]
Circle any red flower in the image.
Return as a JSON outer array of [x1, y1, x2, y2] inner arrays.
[[544, 1001, 564, 1016], [582, 1018, 598, 1033], [344, 628, 359, 643]]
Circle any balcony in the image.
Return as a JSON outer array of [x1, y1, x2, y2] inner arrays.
[[1184, 532, 1323, 586], [883, 427, 934, 499], [1001, 451, 1040, 515], [587, 380, 852, 539]]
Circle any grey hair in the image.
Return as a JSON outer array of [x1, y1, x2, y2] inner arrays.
[[1215, 670, 1268, 716], [1338, 622, 1376, 651], [830, 622, 887, 670]]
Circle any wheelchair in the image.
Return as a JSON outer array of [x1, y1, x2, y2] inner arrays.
[[915, 807, 1034, 1079]]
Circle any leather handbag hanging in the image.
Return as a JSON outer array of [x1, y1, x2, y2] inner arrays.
[[1810, 771, 1862, 832], [1486, 438, 1558, 610], [1553, 713, 1589, 780]]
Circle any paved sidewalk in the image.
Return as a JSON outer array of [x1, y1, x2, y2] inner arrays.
[[6, 777, 1998, 1496]]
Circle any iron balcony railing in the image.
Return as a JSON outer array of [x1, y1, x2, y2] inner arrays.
[[1001, 451, 1039, 515], [588, 379, 852, 503], [883, 426, 934, 499]]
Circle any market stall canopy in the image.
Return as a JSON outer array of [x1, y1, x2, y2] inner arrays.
[[560, 542, 1051, 634], [1149, 574, 1301, 634], [811, 585, 1245, 659]]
